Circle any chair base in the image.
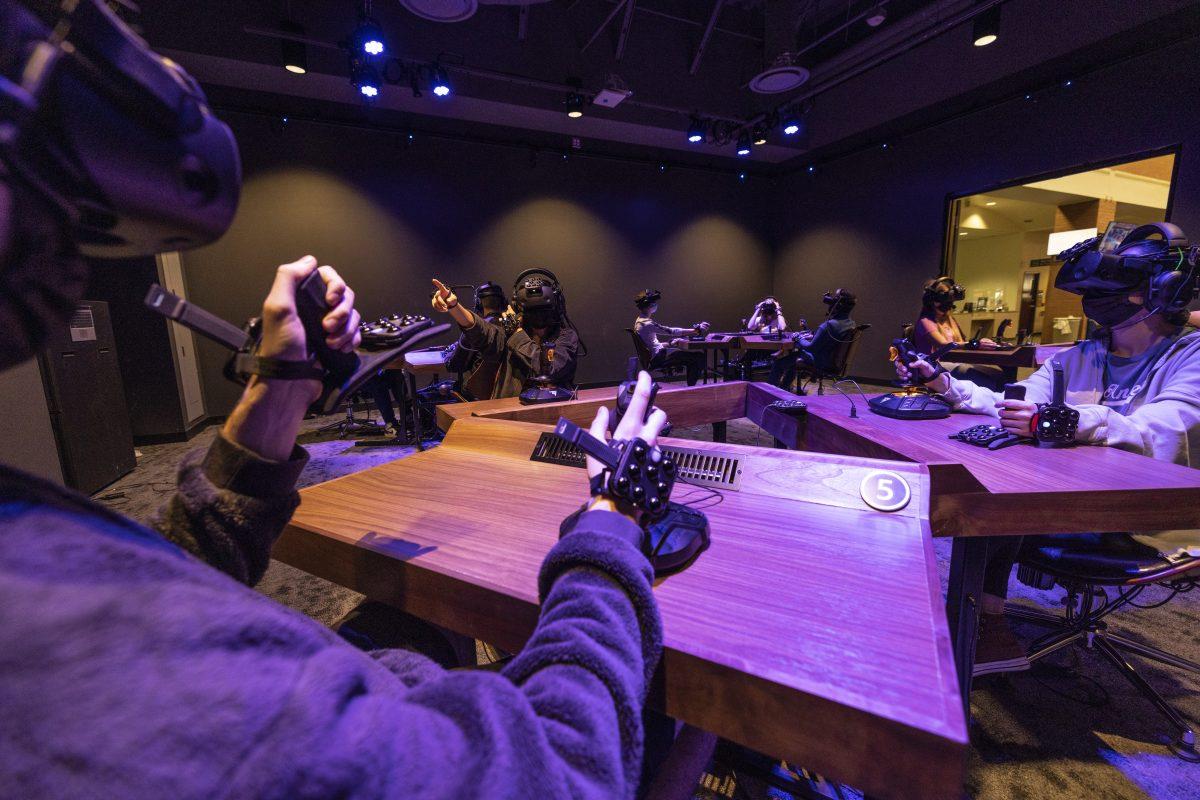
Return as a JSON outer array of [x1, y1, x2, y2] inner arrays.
[[1007, 602, 1200, 760]]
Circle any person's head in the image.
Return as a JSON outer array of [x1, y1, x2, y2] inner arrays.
[[822, 288, 857, 318], [921, 277, 963, 318], [1056, 223, 1198, 336], [513, 269, 563, 335], [474, 282, 507, 318], [635, 289, 662, 316], [757, 297, 780, 319], [0, 0, 240, 372]]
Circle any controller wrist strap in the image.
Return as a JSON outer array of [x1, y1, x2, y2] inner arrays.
[[232, 352, 326, 381]]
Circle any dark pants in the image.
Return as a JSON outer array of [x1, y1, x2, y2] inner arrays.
[[983, 536, 1025, 598], [364, 371, 407, 428], [650, 347, 705, 386], [767, 349, 814, 390]]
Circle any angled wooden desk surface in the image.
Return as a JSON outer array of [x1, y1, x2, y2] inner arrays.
[[943, 343, 1074, 381], [279, 403, 967, 800]]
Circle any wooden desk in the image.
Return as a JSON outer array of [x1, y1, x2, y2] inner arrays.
[[945, 343, 1074, 381], [279, 411, 966, 800], [378, 347, 452, 452], [749, 384, 1200, 706], [677, 334, 739, 383]]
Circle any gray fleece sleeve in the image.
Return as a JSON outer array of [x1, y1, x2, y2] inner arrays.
[[151, 434, 308, 585]]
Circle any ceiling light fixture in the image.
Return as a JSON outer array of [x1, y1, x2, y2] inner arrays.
[[736, 133, 751, 157], [782, 116, 802, 136], [565, 93, 585, 118], [865, 4, 887, 28], [972, 6, 1000, 47], [353, 1, 386, 56], [752, 125, 768, 146], [431, 66, 451, 97], [351, 59, 381, 99], [279, 19, 307, 74], [687, 117, 706, 144], [985, 201, 997, 206]]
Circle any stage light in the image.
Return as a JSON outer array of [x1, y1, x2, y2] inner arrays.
[[865, 4, 887, 27], [432, 67, 451, 97], [565, 93, 585, 118], [352, 60, 381, 99], [279, 20, 307, 74], [806, 165, 815, 173], [736, 132, 751, 156], [354, 16, 386, 56], [973, 6, 1000, 47], [687, 117, 705, 144], [752, 125, 768, 146], [782, 118, 801, 136]]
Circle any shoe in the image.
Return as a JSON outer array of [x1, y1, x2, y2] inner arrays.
[[973, 612, 1030, 677], [384, 424, 402, 440]]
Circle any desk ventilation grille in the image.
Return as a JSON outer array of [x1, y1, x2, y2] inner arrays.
[[530, 433, 742, 491]]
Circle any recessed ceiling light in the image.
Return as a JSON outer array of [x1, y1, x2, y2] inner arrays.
[[959, 231, 968, 236], [985, 201, 996, 206]]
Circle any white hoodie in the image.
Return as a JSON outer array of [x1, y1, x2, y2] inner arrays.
[[938, 328, 1200, 555]]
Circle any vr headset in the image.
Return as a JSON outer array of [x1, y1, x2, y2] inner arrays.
[[0, 0, 240, 258], [1055, 222, 1199, 313], [474, 281, 507, 315], [512, 268, 564, 328], [758, 298, 779, 316], [922, 277, 964, 308], [635, 288, 662, 310], [822, 288, 856, 314]]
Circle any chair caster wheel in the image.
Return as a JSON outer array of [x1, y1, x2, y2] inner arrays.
[[1168, 733, 1200, 763]]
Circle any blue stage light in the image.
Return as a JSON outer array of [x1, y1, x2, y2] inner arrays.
[[686, 117, 705, 144]]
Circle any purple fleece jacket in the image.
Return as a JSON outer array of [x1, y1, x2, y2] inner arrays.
[[0, 435, 662, 799]]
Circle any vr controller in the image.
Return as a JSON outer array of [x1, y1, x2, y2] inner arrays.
[[1032, 361, 1078, 448], [145, 273, 450, 415], [554, 418, 676, 518], [889, 337, 957, 385]]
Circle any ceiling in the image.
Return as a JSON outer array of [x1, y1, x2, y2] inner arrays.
[[121, 0, 1200, 170]]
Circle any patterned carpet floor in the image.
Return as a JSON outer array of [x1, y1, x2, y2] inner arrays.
[[94, 387, 1200, 800]]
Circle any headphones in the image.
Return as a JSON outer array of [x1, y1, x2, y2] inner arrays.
[[474, 281, 507, 315], [1057, 222, 1199, 314], [0, 0, 240, 258], [635, 288, 662, 310], [922, 276, 965, 308]]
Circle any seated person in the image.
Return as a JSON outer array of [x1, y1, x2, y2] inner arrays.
[[633, 289, 707, 386], [768, 289, 857, 390], [914, 276, 1005, 391], [0, 11, 661, 793], [362, 369, 409, 438], [746, 297, 788, 333], [897, 223, 1200, 677], [443, 280, 509, 400], [432, 270, 581, 399]]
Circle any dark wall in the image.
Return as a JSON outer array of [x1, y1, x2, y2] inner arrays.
[[771, 36, 1200, 382], [182, 112, 774, 413]]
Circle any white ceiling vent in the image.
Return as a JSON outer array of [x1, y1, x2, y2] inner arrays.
[[399, 0, 479, 23], [749, 52, 810, 94]]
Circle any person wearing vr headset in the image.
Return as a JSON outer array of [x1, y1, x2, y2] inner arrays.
[[0, 3, 666, 797], [746, 296, 789, 334], [442, 280, 508, 400], [768, 289, 858, 390], [431, 269, 581, 399], [633, 289, 708, 386], [913, 276, 1005, 391], [898, 223, 1200, 677]]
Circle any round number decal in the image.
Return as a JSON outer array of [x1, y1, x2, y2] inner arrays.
[[859, 470, 911, 512]]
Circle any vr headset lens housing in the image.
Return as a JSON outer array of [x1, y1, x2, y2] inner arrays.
[[0, 0, 241, 258]]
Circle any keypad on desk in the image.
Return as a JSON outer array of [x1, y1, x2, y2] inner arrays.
[[951, 424, 1010, 446], [359, 314, 432, 349], [768, 399, 807, 416]]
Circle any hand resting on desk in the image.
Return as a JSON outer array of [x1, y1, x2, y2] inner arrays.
[[584, 371, 668, 524]]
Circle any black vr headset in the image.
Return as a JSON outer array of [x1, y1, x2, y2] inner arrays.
[[0, 0, 240, 258], [635, 288, 662, 310], [822, 288, 856, 314], [474, 281, 507, 315], [1055, 222, 1199, 314], [922, 276, 965, 308], [513, 268, 564, 327]]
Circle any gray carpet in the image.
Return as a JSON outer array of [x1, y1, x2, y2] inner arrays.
[[92, 389, 1200, 799]]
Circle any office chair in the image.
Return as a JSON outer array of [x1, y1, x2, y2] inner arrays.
[[626, 328, 681, 382], [796, 324, 872, 396], [1009, 535, 1200, 761]]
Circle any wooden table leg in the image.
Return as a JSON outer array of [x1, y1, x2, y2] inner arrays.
[[946, 536, 989, 712]]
